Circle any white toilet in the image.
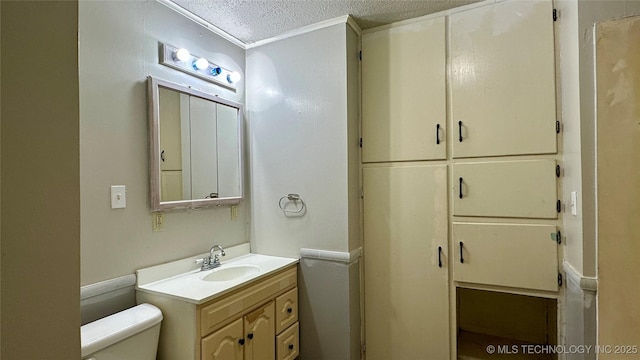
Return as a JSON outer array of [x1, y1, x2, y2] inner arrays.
[[81, 303, 163, 360]]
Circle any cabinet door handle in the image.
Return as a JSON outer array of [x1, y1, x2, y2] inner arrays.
[[161, 150, 165, 162], [459, 177, 463, 199], [247, 333, 254, 340], [438, 246, 443, 268], [459, 242, 464, 264], [436, 123, 441, 145], [287, 307, 293, 314], [458, 121, 463, 142], [238, 338, 245, 345], [289, 344, 294, 350]]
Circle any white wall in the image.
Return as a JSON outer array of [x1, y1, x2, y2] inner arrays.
[[79, 0, 247, 285], [1, 1, 80, 357], [247, 22, 361, 360], [247, 24, 355, 257]]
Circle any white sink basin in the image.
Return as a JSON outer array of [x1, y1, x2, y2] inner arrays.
[[200, 265, 261, 282]]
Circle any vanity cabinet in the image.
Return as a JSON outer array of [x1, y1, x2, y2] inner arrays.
[[201, 302, 275, 360], [137, 265, 299, 360]]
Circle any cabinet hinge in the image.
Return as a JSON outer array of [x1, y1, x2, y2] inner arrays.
[[359, 137, 363, 148], [553, 9, 558, 22], [558, 273, 563, 286], [556, 165, 561, 178], [551, 231, 562, 244], [556, 121, 561, 134], [359, 51, 362, 61], [556, 200, 562, 213]]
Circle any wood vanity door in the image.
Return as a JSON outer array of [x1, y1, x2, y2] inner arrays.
[[244, 302, 275, 360], [201, 318, 243, 360]]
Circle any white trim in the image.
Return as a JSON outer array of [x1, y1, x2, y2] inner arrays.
[[300, 247, 362, 264], [246, 15, 352, 49], [156, 0, 246, 49], [563, 260, 598, 292], [346, 15, 362, 36], [81, 274, 137, 300], [362, 0, 503, 35]]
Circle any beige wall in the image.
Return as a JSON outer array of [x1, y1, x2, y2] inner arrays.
[[0, 0, 3, 350], [576, 0, 640, 278], [79, 1, 247, 285], [595, 14, 640, 356], [1, 1, 80, 358]]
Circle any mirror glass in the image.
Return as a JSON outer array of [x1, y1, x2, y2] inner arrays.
[[148, 76, 243, 210]]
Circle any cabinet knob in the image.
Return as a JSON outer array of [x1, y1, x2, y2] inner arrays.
[[289, 344, 294, 350], [238, 338, 245, 345], [287, 307, 293, 314], [247, 333, 254, 340]]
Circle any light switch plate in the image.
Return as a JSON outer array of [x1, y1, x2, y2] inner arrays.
[[570, 191, 578, 216], [111, 185, 126, 209]]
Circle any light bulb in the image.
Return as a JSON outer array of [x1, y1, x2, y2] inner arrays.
[[193, 57, 209, 70], [174, 48, 190, 62], [227, 71, 241, 84], [210, 67, 222, 76]]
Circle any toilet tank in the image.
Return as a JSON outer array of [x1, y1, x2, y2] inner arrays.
[[81, 303, 163, 360]]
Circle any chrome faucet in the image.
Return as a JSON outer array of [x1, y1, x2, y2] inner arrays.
[[199, 245, 226, 271]]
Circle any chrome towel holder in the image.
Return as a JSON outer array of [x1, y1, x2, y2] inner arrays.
[[279, 193, 306, 215]]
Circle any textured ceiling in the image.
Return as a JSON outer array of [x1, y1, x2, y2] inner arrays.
[[170, 0, 482, 44]]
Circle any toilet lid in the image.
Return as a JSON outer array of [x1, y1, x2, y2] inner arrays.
[[81, 303, 162, 357]]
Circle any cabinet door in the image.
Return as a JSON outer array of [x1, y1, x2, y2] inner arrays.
[[453, 223, 559, 292], [363, 164, 449, 359], [453, 160, 558, 219], [244, 302, 275, 360], [450, 0, 556, 158], [201, 318, 244, 360], [362, 17, 446, 162]]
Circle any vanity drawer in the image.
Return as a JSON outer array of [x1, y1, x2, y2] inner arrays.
[[200, 266, 297, 336], [452, 222, 559, 292], [276, 322, 299, 360], [275, 287, 298, 334]]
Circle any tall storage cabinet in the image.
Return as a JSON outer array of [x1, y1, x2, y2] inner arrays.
[[363, 165, 449, 360], [361, 1, 561, 358]]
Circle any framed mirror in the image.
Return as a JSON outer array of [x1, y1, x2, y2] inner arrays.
[[147, 76, 244, 211]]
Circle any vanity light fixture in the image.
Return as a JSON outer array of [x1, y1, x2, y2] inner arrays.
[[227, 71, 241, 84], [173, 48, 190, 61], [193, 57, 209, 70], [159, 42, 240, 91]]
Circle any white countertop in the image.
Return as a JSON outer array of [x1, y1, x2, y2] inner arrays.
[[136, 245, 298, 304]]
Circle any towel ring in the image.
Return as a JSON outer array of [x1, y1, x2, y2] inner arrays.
[[279, 194, 306, 214]]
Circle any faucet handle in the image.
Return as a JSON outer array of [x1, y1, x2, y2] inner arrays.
[[195, 257, 210, 268]]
